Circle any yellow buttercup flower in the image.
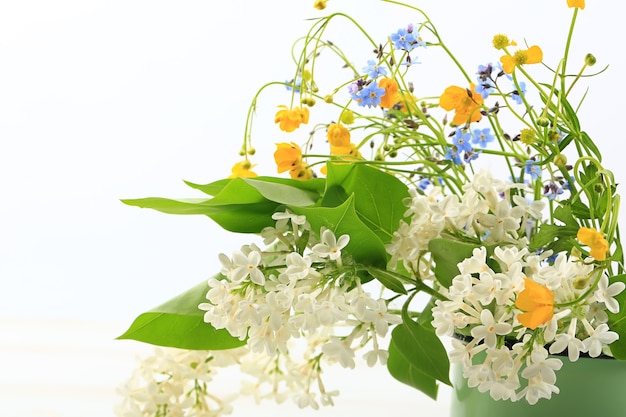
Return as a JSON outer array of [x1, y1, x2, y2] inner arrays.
[[313, 0, 328, 10], [492, 34, 517, 50], [577, 227, 609, 261], [500, 45, 543, 74], [567, 0, 585, 9], [330, 143, 362, 158], [274, 106, 310, 132], [439, 83, 484, 126], [516, 278, 555, 329], [228, 160, 258, 178], [378, 77, 400, 109], [273, 142, 304, 173], [327, 123, 351, 147]]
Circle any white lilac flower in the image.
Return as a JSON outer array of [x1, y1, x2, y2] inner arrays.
[[448, 337, 486, 367], [230, 249, 266, 285], [429, 194, 461, 225], [470, 309, 513, 349], [322, 337, 356, 369], [593, 275, 625, 314], [582, 322, 619, 357], [474, 199, 523, 242], [547, 318, 583, 361], [311, 228, 350, 262], [512, 194, 545, 219], [493, 246, 528, 269], [284, 252, 315, 281]]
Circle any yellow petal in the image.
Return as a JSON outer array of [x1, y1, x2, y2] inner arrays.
[[567, 0, 585, 9], [526, 45, 543, 64]]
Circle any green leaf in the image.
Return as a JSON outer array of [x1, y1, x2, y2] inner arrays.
[[242, 178, 319, 206], [324, 163, 410, 243], [366, 266, 408, 295], [387, 311, 451, 399], [607, 274, 626, 359], [387, 337, 439, 400], [185, 176, 325, 197], [529, 204, 579, 253], [117, 279, 245, 350], [429, 239, 483, 287], [290, 195, 388, 268]]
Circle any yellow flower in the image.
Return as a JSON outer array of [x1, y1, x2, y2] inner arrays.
[[274, 106, 310, 132], [273, 142, 303, 173], [327, 123, 351, 147], [516, 278, 555, 329], [289, 165, 313, 180], [500, 45, 543, 74], [492, 34, 517, 50], [439, 83, 484, 126], [577, 227, 609, 261], [567, 0, 585, 9], [330, 143, 362, 158], [378, 77, 400, 109], [228, 160, 258, 178], [313, 0, 328, 10]]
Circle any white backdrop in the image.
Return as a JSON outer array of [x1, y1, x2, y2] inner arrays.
[[0, 1, 623, 416]]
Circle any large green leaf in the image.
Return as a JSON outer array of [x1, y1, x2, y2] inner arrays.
[[429, 239, 483, 287], [324, 163, 410, 243], [290, 195, 388, 268], [122, 197, 278, 233], [387, 337, 439, 400], [185, 176, 326, 198], [387, 311, 451, 399], [117, 279, 245, 350]]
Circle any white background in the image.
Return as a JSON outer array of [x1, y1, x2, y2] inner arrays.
[[0, 1, 623, 416]]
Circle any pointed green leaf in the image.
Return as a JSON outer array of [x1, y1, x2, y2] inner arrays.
[[117, 279, 245, 350], [389, 316, 452, 386], [290, 195, 388, 268], [387, 337, 439, 399], [429, 239, 483, 287], [325, 163, 410, 243]]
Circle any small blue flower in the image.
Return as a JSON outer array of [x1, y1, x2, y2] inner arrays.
[[464, 149, 481, 163], [524, 160, 542, 180], [543, 183, 564, 200], [285, 77, 302, 93], [356, 81, 386, 108], [453, 128, 473, 153], [444, 147, 463, 165], [511, 81, 527, 105], [475, 64, 496, 98], [362, 60, 387, 79], [390, 25, 424, 51], [472, 128, 495, 148], [417, 178, 431, 190]]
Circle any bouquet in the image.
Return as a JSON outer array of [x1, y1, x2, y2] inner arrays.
[[116, 0, 626, 414]]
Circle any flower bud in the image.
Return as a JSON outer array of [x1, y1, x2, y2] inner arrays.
[[323, 94, 334, 104], [247, 147, 256, 156], [553, 154, 567, 167], [536, 117, 550, 127], [340, 110, 355, 125], [585, 53, 596, 66], [302, 69, 312, 82]]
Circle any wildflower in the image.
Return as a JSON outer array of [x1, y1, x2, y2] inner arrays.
[[439, 83, 484, 125], [492, 34, 516, 50], [475, 64, 496, 98], [312, 228, 350, 263], [524, 159, 541, 180], [472, 128, 495, 148], [356, 81, 386, 108], [520, 128, 537, 145], [326, 123, 351, 147], [274, 142, 303, 173], [567, 0, 585, 9], [313, 0, 328, 10], [452, 128, 473, 153], [443, 147, 463, 165], [511, 81, 526, 104], [330, 142, 361, 158], [390, 26, 420, 51], [274, 105, 310, 132], [577, 227, 609, 261], [362, 60, 387, 79], [378, 77, 400, 109], [228, 160, 258, 178], [516, 278, 555, 329], [500, 45, 543, 74]]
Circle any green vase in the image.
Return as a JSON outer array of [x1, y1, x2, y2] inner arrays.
[[450, 355, 626, 417]]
